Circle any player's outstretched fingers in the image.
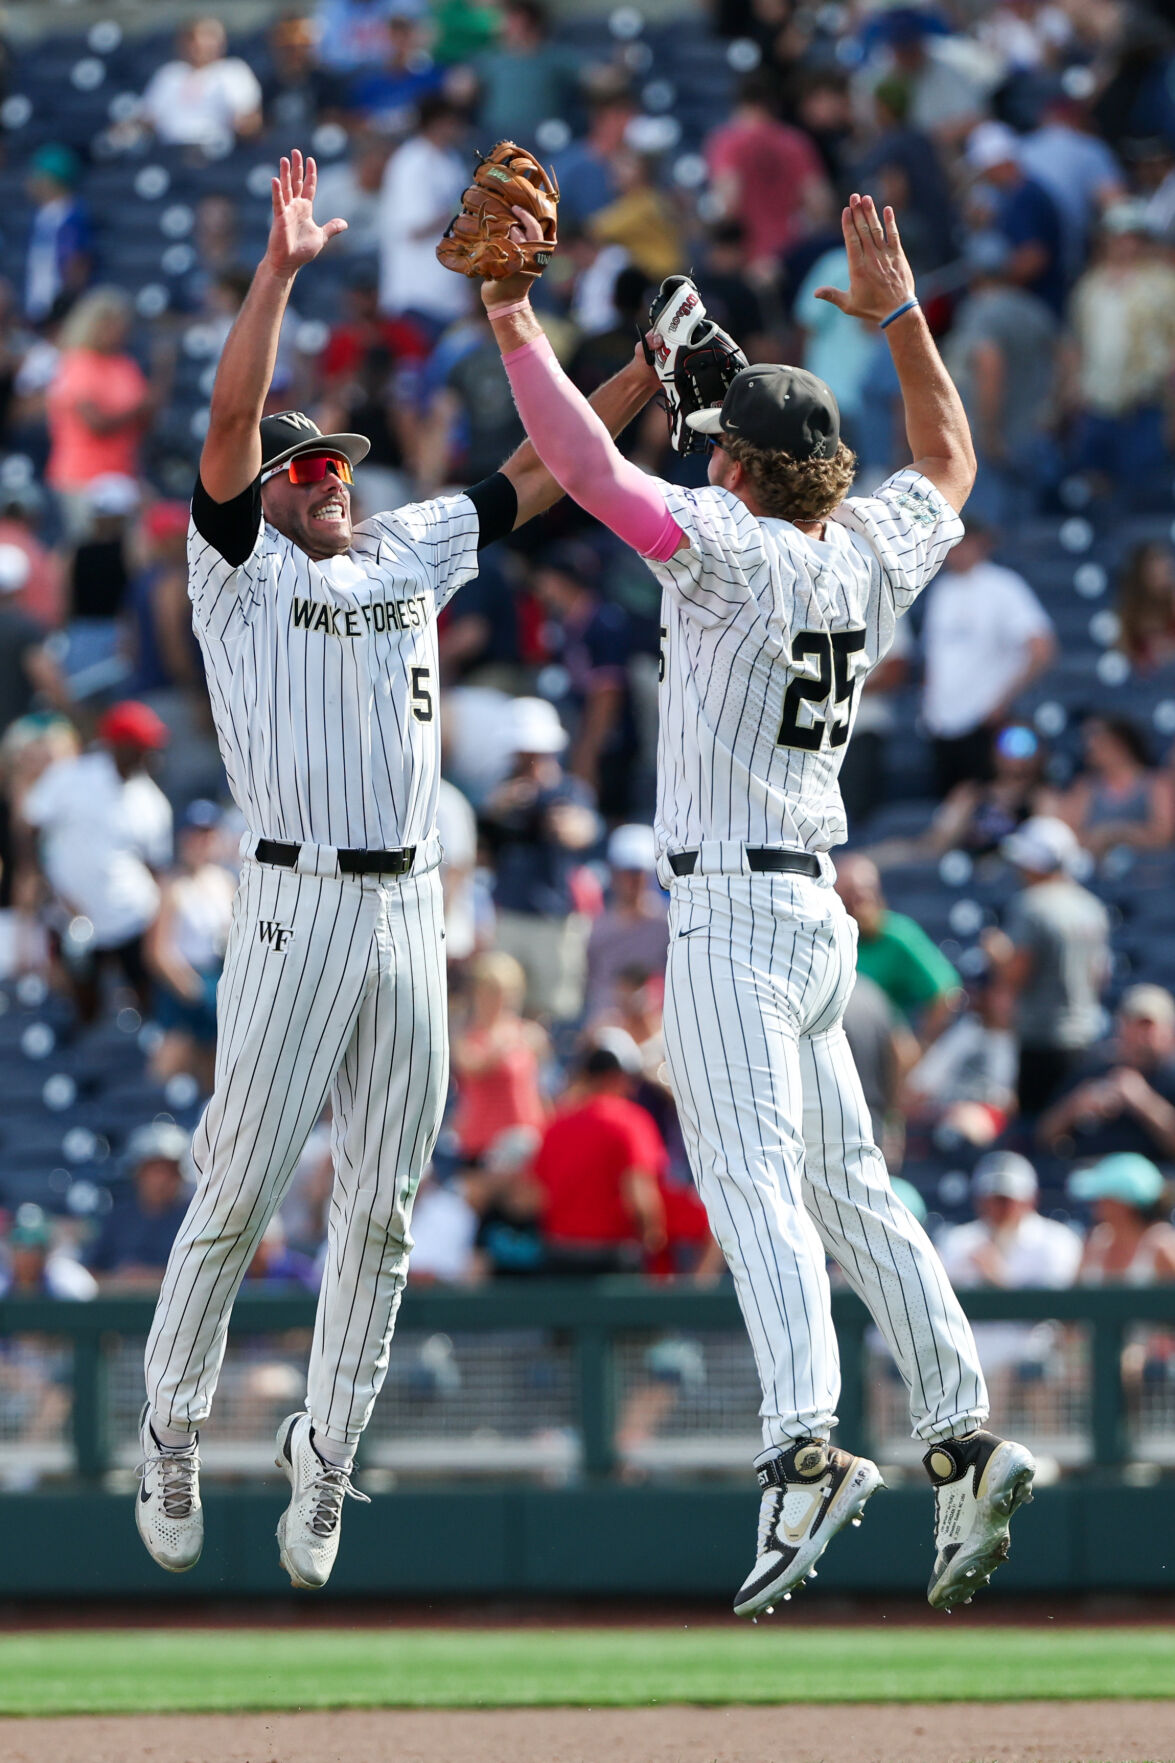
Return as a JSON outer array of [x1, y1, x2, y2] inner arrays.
[[844, 195, 869, 263], [859, 193, 886, 246], [850, 194, 886, 268], [852, 193, 881, 250]]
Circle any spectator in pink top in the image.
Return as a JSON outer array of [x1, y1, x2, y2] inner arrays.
[[705, 72, 831, 272], [451, 951, 550, 1164], [45, 290, 156, 521]]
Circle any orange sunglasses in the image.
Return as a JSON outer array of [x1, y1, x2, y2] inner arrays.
[[262, 451, 354, 487]]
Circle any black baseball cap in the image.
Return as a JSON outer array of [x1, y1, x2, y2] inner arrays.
[[686, 364, 841, 459], [259, 410, 371, 475]]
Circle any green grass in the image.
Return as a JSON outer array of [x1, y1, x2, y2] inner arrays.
[[0, 1628, 1171, 1714]]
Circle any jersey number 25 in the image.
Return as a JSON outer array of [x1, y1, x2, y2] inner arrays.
[[778, 629, 867, 751]]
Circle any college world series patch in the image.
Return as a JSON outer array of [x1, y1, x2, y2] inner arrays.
[[892, 488, 939, 528]]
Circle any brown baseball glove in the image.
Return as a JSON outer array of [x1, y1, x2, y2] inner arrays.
[[436, 140, 559, 281]]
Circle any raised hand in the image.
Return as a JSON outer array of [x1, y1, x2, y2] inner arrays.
[[480, 205, 547, 308], [814, 194, 916, 324], [266, 149, 347, 281]]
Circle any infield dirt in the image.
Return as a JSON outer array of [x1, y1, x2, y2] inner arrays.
[[1, 1702, 1172, 1763]]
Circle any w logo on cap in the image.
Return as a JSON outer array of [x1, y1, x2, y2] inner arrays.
[[259, 410, 327, 470], [258, 412, 371, 473]]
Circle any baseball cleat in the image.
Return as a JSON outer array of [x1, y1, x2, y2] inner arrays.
[[135, 1403, 203, 1572], [734, 1438, 883, 1618], [275, 1412, 369, 1590], [924, 1429, 1036, 1611]]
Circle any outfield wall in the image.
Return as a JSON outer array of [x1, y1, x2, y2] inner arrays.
[[2, 1480, 1172, 1600], [1, 1283, 1171, 1600]]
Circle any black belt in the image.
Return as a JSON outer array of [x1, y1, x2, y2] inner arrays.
[[668, 847, 822, 879], [255, 838, 416, 877]]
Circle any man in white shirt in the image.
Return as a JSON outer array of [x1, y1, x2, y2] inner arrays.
[[378, 98, 471, 332], [138, 19, 262, 155], [920, 522, 1055, 795], [407, 1170, 479, 1283], [23, 699, 173, 1020], [938, 1150, 1081, 1392]]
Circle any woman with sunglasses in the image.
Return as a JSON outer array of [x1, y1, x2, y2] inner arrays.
[[136, 148, 662, 1590]]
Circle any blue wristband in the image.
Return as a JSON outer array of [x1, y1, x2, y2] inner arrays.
[[880, 297, 919, 330]]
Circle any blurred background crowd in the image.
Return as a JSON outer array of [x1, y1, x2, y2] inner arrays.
[[1, 0, 1175, 1476]]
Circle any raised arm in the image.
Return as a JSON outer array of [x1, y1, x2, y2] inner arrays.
[[481, 278, 686, 558], [496, 340, 663, 529], [200, 150, 346, 503], [815, 195, 976, 513]]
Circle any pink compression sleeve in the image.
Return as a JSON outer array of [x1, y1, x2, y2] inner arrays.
[[501, 332, 683, 561]]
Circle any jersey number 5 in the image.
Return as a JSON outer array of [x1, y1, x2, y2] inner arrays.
[[777, 629, 867, 751], [410, 665, 434, 723]]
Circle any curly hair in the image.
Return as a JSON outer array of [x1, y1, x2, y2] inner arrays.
[[720, 436, 857, 522]]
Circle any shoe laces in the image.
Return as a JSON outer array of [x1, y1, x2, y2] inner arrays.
[[139, 1444, 200, 1520], [307, 1462, 370, 1538], [756, 1487, 783, 1558]]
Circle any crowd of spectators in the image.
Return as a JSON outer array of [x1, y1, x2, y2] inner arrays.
[[2, 0, 1175, 1468]]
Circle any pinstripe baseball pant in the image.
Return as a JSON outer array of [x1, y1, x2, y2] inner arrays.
[[145, 852, 448, 1450], [661, 867, 988, 1451]]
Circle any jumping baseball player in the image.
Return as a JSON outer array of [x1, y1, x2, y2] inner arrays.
[[135, 149, 657, 1586], [443, 185, 1035, 1615]]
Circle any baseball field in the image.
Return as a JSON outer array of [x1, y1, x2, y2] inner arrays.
[[1, 1625, 1173, 1763]]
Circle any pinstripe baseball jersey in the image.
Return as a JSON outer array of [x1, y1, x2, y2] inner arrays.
[[648, 466, 963, 858], [188, 485, 481, 849]]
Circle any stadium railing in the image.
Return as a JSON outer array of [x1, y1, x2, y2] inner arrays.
[[0, 1281, 1171, 1487]]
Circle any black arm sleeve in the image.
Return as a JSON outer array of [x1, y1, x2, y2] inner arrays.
[[466, 472, 518, 550], [191, 474, 263, 567]]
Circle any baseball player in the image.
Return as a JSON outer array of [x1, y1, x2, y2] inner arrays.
[[450, 189, 1035, 1614], [135, 149, 657, 1586]]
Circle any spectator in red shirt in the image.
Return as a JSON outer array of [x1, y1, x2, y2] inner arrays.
[[532, 1031, 668, 1274], [704, 72, 831, 273]]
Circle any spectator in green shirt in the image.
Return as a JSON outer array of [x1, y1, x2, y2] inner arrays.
[[431, 0, 499, 65], [836, 853, 961, 1045], [473, 1, 578, 147]]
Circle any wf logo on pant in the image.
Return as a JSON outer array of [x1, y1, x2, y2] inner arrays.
[[258, 921, 294, 952]]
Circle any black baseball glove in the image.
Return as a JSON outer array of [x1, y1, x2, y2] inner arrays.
[[645, 275, 748, 456]]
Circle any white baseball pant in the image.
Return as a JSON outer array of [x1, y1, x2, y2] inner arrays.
[[145, 846, 448, 1451], [661, 865, 988, 1451]]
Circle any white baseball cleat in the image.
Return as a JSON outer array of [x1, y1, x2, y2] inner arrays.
[[924, 1429, 1036, 1611], [135, 1403, 203, 1572], [734, 1438, 883, 1618], [275, 1411, 369, 1590]]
